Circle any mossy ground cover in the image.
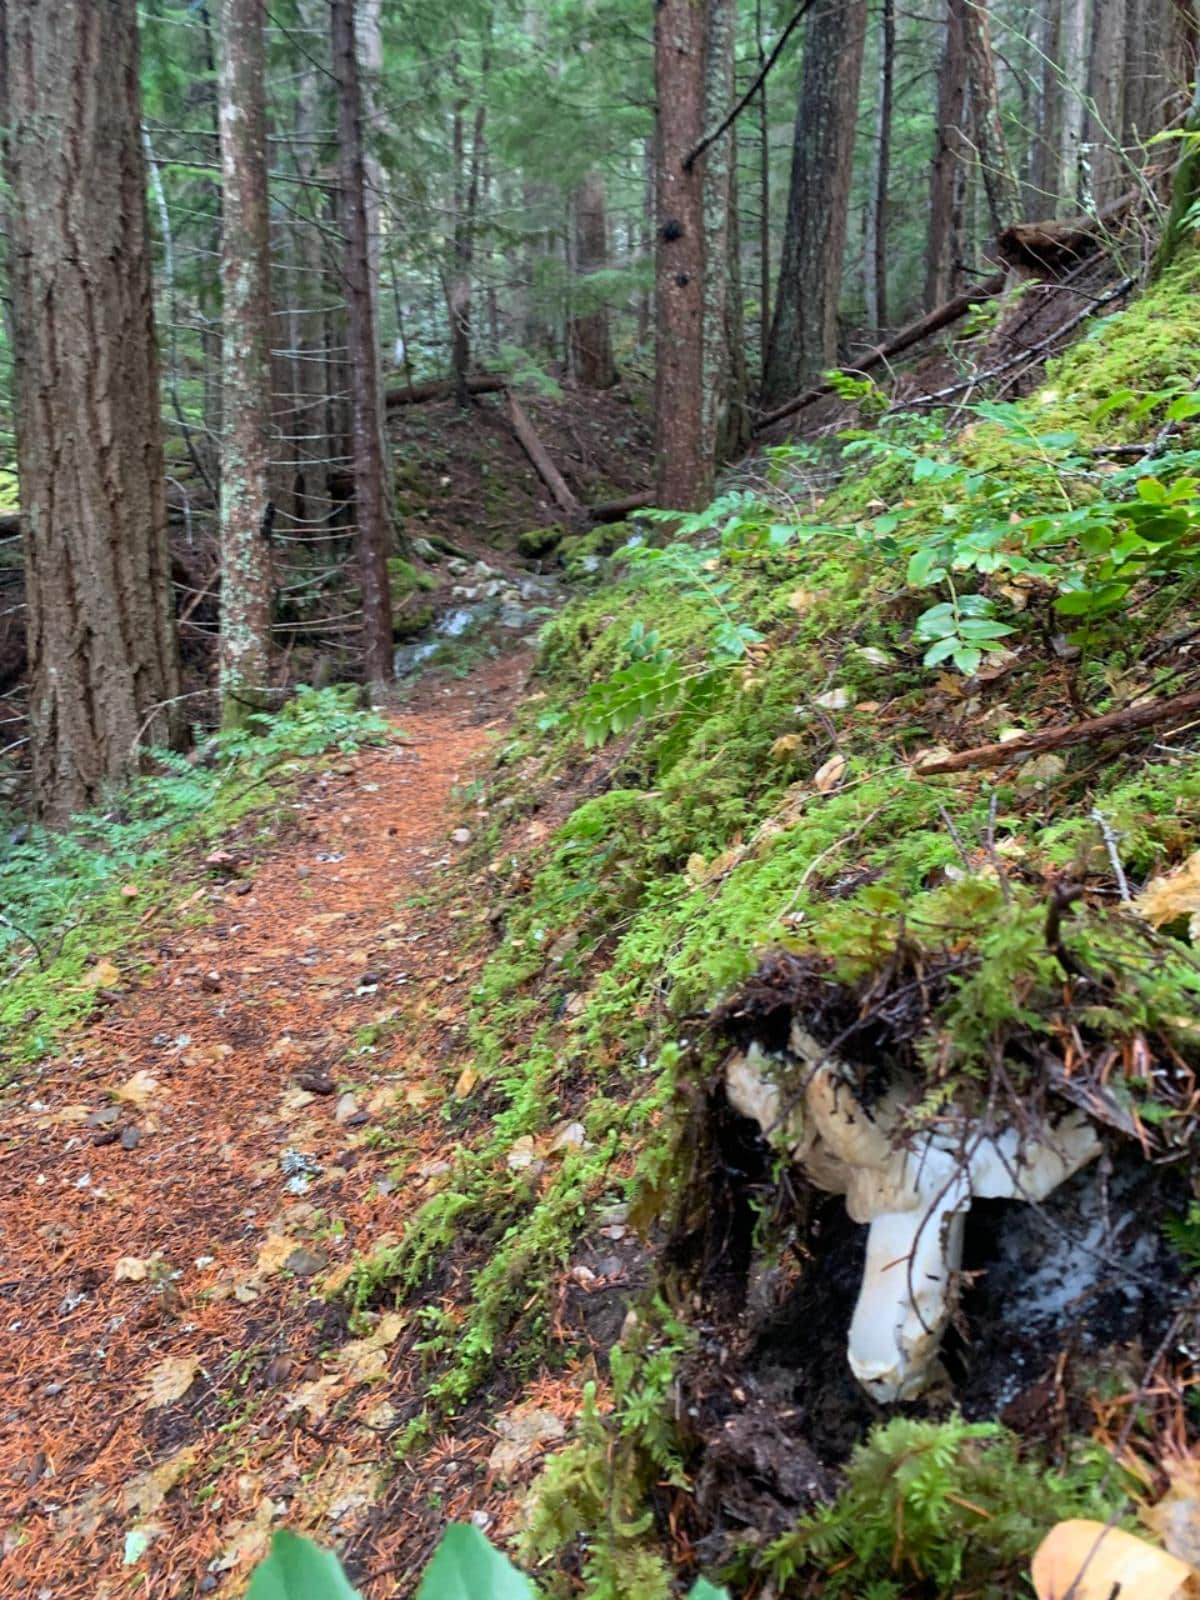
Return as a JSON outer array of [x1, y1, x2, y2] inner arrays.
[[342, 261, 1200, 1594], [0, 687, 391, 1079]]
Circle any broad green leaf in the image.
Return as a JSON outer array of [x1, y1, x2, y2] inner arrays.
[[688, 1581, 730, 1599], [415, 1524, 535, 1600], [246, 1530, 360, 1600]]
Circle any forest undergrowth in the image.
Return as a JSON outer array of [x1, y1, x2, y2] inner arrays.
[[7, 261, 1200, 1600], [344, 253, 1200, 1597]]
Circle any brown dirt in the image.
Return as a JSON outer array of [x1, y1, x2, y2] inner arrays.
[[0, 651, 563, 1599]]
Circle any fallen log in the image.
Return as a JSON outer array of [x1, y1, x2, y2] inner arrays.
[[505, 389, 585, 524], [753, 271, 1007, 432], [384, 372, 505, 408], [914, 686, 1200, 776], [588, 493, 652, 522]]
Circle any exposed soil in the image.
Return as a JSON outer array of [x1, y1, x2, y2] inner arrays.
[[0, 650, 573, 1598]]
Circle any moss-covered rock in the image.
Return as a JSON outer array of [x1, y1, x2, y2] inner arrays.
[[392, 603, 434, 640], [516, 525, 564, 559]]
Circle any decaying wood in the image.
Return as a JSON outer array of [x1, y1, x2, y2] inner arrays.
[[588, 493, 652, 522], [914, 687, 1200, 775], [384, 372, 505, 408], [996, 188, 1139, 273], [753, 270, 1006, 431], [506, 389, 584, 523]]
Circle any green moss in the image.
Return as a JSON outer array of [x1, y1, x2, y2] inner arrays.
[[516, 524, 564, 558]]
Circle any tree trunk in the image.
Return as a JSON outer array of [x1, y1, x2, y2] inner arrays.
[[1058, 0, 1089, 213], [291, 10, 329, 535], [864, 0, 894, 333], [217, 0, 273, 728], [701, 0, 741, 464], [569, 171, 617, 389], [925, 0, 970, 311], [2, 0, 182, 820], [755, 0, 771, 374], [1029, 0, 1061, 210], [762, 0, 868, 404], [654, 0, 708, 509], [332, 0, 395, 692], [962, 0, 1020, 236], [1089, 0, 1129, 207], [448, 28, 491, 407]]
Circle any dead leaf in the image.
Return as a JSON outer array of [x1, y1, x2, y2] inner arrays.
[[254, 1234, 300, 1277], [143, 1354, 201, 1408], [1031, 1520, 1196, 1599], [454, 1066, 479, 1098], [771, 734, 803, 760], [1139, 852, 1200, 941], [813, 753, 847, 793], [114, 1256, 150, 1283], [122, 1446, 197, 1516], [114, 1070, 161, 1109], [506, 1135, 537, 1171], [285, 1372, 342, 1422], [84, 959, 121, 990]]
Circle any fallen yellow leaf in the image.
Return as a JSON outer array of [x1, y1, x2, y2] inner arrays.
[[122, 1446, 197, 1515], [813, 753, 847, 793], [1139, 851, 1200, 941], [143, 1354, 201, 1409], [1031, 1519, 1196, 1600], [114, 1070, 161, 1109]]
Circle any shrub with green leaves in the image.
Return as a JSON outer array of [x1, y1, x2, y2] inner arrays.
[[245, 1524, 729, 1600]]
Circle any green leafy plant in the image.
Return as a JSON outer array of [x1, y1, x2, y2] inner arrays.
[[245, 1523, 729, 1600]]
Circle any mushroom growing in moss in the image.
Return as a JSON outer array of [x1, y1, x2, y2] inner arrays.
[[725, 1032, 1102, 1403]]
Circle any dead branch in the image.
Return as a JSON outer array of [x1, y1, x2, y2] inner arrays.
[[505, 389, 585, 524], [914, 686, 1200, 776], [753, 272, 1007, 432], [896, 275, 1135, 410]]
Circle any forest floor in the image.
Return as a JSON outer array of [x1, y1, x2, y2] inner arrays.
[[0, 645, 571, 1599]]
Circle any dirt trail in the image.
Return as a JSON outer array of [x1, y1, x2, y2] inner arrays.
[[0, 656, 530, 1599]]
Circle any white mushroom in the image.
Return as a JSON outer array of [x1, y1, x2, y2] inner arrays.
[[725, 1039, 1102, 1403]]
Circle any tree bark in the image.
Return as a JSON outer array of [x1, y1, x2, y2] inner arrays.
[[755, 0, 771, 374], [332, 0, 395, 692], [217, 0, 273, 728], [1058, 0, 1089, 213], [962, 0, 1020, 236], [700, 0, 748, 464], [864, 0, 894, 333], [1029, 0, 1061, 211], [290, 6, 329, 534], [569, 171, 617, 388], [654, 0, 709, 509], [925, 0, 970, 311], [2, 0, 182, 820], [761, 0, 868, 405], [448, 26, 492, 407], [1088, 0, 1130, 208]]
